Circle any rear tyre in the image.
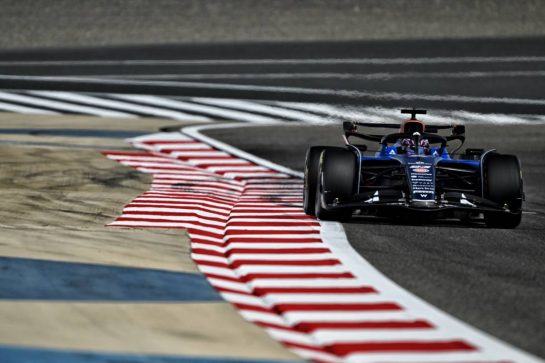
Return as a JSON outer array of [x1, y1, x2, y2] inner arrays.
[[303, 146, 328, 216], [315, 148, 357, 221], [483, 154, 523, 228]]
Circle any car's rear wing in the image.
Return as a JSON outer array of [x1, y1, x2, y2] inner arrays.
[[343, 121, 465, 144], [344, 121, 462, 132]]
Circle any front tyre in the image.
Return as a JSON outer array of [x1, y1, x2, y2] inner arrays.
[[314, 148, 357, 221], [303, 146, 328, 216], [483, 154, 523, 228]]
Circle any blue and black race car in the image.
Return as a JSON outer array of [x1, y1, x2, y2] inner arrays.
[[304, 109, 523, 228]]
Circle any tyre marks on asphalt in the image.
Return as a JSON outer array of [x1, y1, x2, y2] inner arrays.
[[102, 130, 542, 363], [2, 55, 545, 66]]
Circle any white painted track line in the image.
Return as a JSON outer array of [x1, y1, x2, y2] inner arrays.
[[28, 91, 209, 122], [0, 91, 135, 117], [193, 98, 335, 124], [111, 94, 281, 123], [2, 76, 545, 106], [0, 88, 542, 125], [277, 101, 545, 125], [183, 123, 304, 178], [275, 102, 376, 123], [0, 100, 59, 115]]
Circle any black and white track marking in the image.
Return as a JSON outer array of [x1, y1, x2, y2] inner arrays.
[[1, 90, 544, 126]]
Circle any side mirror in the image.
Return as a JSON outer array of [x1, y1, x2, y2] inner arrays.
[[452, 125, 465, 136], [343, 121, 357, 133]]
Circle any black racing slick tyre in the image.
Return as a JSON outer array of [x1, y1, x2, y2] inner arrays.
[[315, 148, 357, 221], [483, 154, 523, 228], [303, 146, 328, 216]]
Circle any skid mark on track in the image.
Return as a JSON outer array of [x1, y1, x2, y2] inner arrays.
[[102, 130, 542, 363]]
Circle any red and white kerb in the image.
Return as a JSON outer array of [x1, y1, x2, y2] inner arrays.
[[103, 131, 539, 363]]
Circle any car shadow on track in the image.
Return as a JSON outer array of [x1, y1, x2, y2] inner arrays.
[[344, 215, 489, 229], [343, 211, 545, 231]]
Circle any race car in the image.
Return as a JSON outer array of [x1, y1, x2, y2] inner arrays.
[[304, 109, 523, 228]]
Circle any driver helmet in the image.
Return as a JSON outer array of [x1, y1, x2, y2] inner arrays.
[[400, 138, 430, 148], [399, 119, 429, 152]]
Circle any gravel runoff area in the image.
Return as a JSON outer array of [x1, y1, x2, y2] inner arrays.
[[0, 113, 299, 362]]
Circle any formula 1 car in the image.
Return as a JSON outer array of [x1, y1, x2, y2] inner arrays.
[[304, 109, 523, 228]]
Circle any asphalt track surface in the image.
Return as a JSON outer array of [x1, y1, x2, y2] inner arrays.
[[1, 37, 545, 114], [1, 37, 545, 358]]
